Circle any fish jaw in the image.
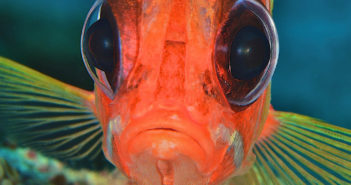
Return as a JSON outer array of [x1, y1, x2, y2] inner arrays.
[[121, 109, 211, 170], [105, 107, 222, 185]]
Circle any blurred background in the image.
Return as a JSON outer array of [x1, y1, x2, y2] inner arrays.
[[0, 0, 350, 127]]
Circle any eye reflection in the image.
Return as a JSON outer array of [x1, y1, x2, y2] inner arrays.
[[84, 18, 115, 73], [230, 26, 270, 80]]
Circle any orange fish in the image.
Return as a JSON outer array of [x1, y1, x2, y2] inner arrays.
[[0, 0, 350, 184]]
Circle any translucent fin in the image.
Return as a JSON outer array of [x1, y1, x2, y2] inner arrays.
[[232, 111, 351, 185], [0, 57, 103, 162]]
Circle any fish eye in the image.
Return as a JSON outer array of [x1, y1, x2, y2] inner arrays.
[[81, 0, 122, 99], [214, 0, 279, 106], [230, 26, 270, 80]]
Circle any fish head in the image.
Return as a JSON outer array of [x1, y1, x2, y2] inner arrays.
[[81, 0, 278, 184]]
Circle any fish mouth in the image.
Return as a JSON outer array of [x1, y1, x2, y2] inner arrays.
[[145, 127, 178, 132], [132, 127, 204, 160], [118, 109, 216, 174]]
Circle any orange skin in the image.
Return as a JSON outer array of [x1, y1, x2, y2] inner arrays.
[[92, 0, 276, 184]]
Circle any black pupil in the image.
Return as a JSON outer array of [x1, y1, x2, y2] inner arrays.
[[84, 18, 115, 73], [230, 26, 270, 80]]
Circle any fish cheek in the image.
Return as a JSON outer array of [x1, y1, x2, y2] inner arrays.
[[211, 89, 268, 171], [94, 86, 112, 126], [223, 91, 267, 169], [255, 85, 272, 140], [94, 83, 127, 167], [94, 86, 118, 164]]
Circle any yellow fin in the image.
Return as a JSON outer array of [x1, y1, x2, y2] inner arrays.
[[229, 111, 351, 185], [0, 57, 103, 163]]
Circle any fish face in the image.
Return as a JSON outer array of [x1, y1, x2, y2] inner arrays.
[[2, 0, 350, 184], [81, 0, 277, 184]]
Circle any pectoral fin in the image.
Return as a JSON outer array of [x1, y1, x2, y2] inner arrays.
[[0, 57, 103, 162], [226, 109, 351, 185], [238, 110, 351, 185]]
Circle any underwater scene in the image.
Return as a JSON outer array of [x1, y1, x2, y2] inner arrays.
[[0, 0, 350, 184]]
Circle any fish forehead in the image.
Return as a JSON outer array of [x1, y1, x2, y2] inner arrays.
[[108, 0, 270, 41], [106, 0, 272, 75], [105, 0, 229, 118]]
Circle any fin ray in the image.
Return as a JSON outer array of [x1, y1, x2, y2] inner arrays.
[[278, 127, 351, 178], [232, 111, 351, 184], [0, 57, 103, 163]]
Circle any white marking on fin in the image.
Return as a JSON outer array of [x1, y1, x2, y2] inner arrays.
[[215, 124, 244, 167], [105, 115, 122, 163], [106, 120, 114, 162], [215, 124, 232, 144], [230, 131, 244, 168]]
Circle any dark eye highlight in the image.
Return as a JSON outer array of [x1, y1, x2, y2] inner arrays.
[[230, 26, 270, 80], [214, 0, 278, 106], [81, 1, 122, 99], [85, 18, 115, 73]]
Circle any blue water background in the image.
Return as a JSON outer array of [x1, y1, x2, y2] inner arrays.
[[0, 0, 350, 127]]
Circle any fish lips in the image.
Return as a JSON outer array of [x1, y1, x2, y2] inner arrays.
[[116, 109, 217, 175]]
